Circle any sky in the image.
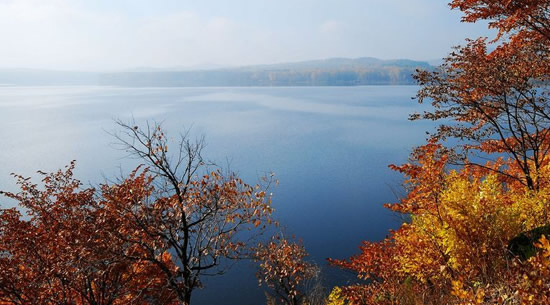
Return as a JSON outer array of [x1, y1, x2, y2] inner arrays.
[[0, 0, 496, 71]]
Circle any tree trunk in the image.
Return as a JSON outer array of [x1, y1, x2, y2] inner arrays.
[[180, 290, 192, 305]]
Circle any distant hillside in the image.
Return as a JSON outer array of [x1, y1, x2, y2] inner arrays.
[[0, 69, 97, 86], [99, 58, 431, 87], [0, 58, 433, 87]]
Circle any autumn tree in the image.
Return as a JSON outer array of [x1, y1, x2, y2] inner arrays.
[[106, 121, 275, 305], [0, 162, 177, 305], [254, 235, 320, 305], [330, 142, 550, 304], [330, 1, 550, 304], [450, 0, 550, 43], [413, 1, 550, 190], [414, 38, 550, 189], [0, 122, 275, 305]]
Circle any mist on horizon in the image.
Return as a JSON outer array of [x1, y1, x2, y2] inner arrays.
[[0, 0, 494, 71]]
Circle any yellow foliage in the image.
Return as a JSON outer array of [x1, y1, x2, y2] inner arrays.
[[326, 287, 346, 305], [394, 167, 550, 287], [334, 143, 550, 304]]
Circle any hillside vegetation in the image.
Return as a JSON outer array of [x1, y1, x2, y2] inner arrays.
[[0, 58, 430, 87], [98, 58, 429, 87]]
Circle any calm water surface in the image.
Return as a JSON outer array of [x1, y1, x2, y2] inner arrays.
[[0, 86, 433, 305]]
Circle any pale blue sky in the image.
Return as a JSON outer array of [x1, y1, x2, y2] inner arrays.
[[0, 0, 494, 71]]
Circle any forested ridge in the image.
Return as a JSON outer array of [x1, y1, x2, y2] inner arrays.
[[98, 58, 429, 87], [0, 58, 429, 87]]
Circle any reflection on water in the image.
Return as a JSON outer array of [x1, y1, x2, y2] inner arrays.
[[0, 86, 434, 305]]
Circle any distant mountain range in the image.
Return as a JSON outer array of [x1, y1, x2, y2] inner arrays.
[[0, 57, 433, 87]]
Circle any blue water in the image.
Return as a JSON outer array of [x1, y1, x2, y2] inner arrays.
[[0, 86, 434, 305]]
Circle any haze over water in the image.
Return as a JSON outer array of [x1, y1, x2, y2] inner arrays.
[[0, 85, 435, 304]]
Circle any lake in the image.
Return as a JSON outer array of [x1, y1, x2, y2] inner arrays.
[[0, 86, 434, 305]]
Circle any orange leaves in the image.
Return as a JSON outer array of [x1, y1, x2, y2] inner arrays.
[[100, 126, 275, 304], [451, 280, 487, 305], [253, 219, 261, 227], [414, 0, 550, 192], [329, 237, 427, 304], [0, 156, 275, 305], [385, 141, 448, 214], [450, 0, 550, 43], [0, 162, 178, 305], [1, 122, 277, 305], [331, 142, 550, 304], [330, 237, 398, 282], [254, 236, 318, 305], [328, 2, 550, 304], [535, 235, 550, 255]]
